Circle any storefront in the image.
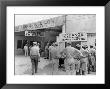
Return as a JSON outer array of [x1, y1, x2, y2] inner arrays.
[[15, 15, 96, 55], [15, 16, 65, 55]]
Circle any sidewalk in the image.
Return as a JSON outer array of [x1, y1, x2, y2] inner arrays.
[[15, 56, 52, 75], [15, 55, 96, 75]]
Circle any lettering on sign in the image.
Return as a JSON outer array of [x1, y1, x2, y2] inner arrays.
[[23, 19, 55, 31], [61, 32, 87, 42], [25, 30, 45, 37], [25, 31, 36, 36]]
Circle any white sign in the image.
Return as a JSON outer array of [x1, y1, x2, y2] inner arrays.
[[25, 31, 36, 36], [15, 18, 55, 32], [61, 32, 87, 42]]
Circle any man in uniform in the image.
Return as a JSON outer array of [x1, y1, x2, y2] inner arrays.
[[80, 45, 89, 75], [62, 42, 83, 75], [89, 45, 96, 72], [30, 42, 40, 75], [49, 42, 59, 74]]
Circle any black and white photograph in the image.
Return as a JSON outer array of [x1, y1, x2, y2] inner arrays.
[[6, 6, 104, 84], [14, 14, 96, 75]]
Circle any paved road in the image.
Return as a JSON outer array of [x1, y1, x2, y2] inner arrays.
[[15, 56, 96, 75]]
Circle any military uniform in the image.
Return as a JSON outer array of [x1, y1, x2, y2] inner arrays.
[[49, 44, 59, 73], [80, 48, 89, 75], [30, 42, 40, 75], [62, 46, 82, 75], [89, 48, 96, 72]]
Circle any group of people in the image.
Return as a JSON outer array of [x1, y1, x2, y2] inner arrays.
[[23, 43, 40, 57], [48, 42, 96, 75], [23, 41, 96, 75]]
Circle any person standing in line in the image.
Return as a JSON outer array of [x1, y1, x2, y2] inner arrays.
[[89, 45, 96, 72], [48, 43, 54, 61], [49, 42, 59, 74], [24, 44, 28, 56], [62, 42, 82, 75], [80, 45, 89, 75], [45, 42, 49, 59], [30, 42, 40, 75]]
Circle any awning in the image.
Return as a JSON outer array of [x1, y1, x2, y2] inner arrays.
[[15, 15, 65, 32]]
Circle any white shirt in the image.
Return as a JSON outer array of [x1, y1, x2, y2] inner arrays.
[[30, 45, 40, 56], [24, 46, 28, 50]]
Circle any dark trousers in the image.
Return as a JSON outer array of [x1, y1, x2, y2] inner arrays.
[[59, 58, 65, 69], [30, 55, 39, 74]]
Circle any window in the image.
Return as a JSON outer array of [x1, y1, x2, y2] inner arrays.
[[17, 40, 22, 49]]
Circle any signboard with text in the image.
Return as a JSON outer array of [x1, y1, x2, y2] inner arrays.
[[25, 30, 45, 37], [60, 32, 87, 42], [15, 18, 56, 32], [25, 31, 36, 36], [15, 16, 64, 32]]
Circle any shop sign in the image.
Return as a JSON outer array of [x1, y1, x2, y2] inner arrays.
[[25, 30, 45, 37], [60, 32, 87, 42], [15, 16, 64, 32], [25, 31, 36, 36], [23, 18, 55, 30]]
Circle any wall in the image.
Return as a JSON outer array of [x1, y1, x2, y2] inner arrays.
[[81, 33, 96, 49], [65, 15, 96, 33], [57, 15, 96, 49]]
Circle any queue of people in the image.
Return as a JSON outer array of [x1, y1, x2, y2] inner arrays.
[[48, 42, 96, 75], [23, 41, 96, 75]]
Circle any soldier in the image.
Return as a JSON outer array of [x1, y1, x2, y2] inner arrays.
[[58, 50, 66, 71], [89, 45, 96, 72], [62, 42, 83, 75], [49, 42, 59, 74], [80, 45, 89, 75], [30, 42, 40, 75]]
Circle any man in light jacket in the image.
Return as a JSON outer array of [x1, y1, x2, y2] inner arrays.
[[30, 42, 40, 75]]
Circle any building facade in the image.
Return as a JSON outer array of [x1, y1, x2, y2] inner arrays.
[[15, 15, 96, 55]]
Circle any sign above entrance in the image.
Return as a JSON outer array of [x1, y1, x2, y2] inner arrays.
[[15, 16, 65, 32], [60, 32, 87, 42], [23, 18, 55, 30], [25, 30, 45, 37], [25, 31, 36, 36]]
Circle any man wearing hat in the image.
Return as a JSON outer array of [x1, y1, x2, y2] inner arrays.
[[80, 45, 89, 75], [30, 42, 40, 75]]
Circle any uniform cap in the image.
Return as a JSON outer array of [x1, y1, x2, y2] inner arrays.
[[33, 42, 37, 45]]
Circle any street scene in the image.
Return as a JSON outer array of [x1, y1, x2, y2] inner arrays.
[[15, 15, 96, 75], [15, 56, 96, 75]]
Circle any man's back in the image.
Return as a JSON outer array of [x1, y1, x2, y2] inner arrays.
[[30, 46, 40, 56], [66, 46, 82, 59], [80, 49, 89, 57], [49, 46, 58, 59]]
